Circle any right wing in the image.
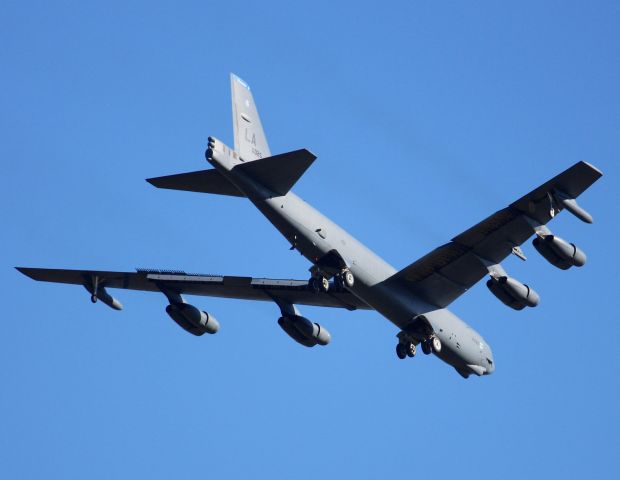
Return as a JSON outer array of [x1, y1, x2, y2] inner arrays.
[[16, 267, 368, 311], [385, 161, 603, 308]]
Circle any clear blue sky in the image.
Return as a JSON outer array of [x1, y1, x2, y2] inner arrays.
[[2, 1, 618, 478]]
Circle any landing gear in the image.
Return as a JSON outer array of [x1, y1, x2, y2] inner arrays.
[[334, 269, 355, 290], [342, 270, 354, 288], [396, 331, 440, 360], [309, 275, 329, 293], [90, 294, 98, 304], [421, 336, 442, 355], [396, 341, 416, 359]]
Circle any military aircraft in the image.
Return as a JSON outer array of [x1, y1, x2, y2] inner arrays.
[[17, 74, 603, 378]]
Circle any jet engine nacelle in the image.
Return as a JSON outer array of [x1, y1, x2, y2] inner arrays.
[[166, 303, 220, 336], [277, 315, 331, 347], [486, 276, 540, 311], [533, 235, 586, 270]]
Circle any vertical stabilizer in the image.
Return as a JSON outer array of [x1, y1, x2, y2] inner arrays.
[[231, 74, 271, 161]]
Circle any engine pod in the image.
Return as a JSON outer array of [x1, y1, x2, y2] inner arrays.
[[533, 235, 586, 270], [486, 276, 539, 310], [166, 303, 219, 336], [277, 315, 331, 347]]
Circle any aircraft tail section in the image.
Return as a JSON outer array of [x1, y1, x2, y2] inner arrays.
[[146, 168, 244, 197], [231, 73, 271, 162], [147, 76, 315, 198], [235, 149, 316, 196], [207, 135, 316, 196]]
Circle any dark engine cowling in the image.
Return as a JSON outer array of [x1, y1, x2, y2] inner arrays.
[[533, 235, 586, 270], [277, 315, 331, 347], [486, 276, 540, 311], [166, 303, 220, 336]]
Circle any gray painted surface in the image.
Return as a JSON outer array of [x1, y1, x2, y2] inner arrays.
[[16, 74, 603, 378]]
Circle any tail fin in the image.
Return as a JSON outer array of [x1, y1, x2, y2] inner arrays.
[[231, 73, 271, 162]]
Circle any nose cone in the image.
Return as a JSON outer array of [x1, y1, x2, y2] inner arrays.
[[484, 347, 495, 375]]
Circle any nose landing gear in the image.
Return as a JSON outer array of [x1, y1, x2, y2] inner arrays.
[[396, 340, 417, 360], [420, 336, 442, 355], [396, 335, 441, 360]]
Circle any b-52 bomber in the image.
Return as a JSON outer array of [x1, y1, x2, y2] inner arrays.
[[17, 74, 603, 378]]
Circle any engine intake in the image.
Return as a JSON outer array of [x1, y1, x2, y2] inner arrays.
[[166, 303, 220, 336], [486, 276, 540, 311], [533, 235, 586, 270], [277, 315, 331, 347]]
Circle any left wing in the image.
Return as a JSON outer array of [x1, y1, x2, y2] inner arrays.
[[16, 267, 368, 311], [386, 161, 603, 308]]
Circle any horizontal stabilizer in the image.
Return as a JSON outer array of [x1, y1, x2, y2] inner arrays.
[[234, 149, 316, 196], [146, 169, 244, 197]]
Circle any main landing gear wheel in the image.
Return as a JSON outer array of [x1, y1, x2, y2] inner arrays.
[[406, 342, 416, 357], [421, 340, 431, 355], [309, 276, 329, 293], [90, 294, 98, 304], [343, 270, 355, 288], [431, 336, 442, 353]]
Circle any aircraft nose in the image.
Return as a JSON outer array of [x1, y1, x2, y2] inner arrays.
[[484, 352, 495, 374], [485, 358, 495, 374], [482, 342, 495, 374]]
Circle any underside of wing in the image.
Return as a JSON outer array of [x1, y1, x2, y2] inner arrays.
[[16, 267, 368, 311], [387, 161, 603, 308]]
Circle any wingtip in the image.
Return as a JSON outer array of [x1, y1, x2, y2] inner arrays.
[[581, 160, 603, 177], [305, 149, 317, 160], [15, 267, 35, 279]]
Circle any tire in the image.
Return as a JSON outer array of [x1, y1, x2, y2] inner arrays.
[[309, 277, 320, 293], [320, 276, 329, 292], [396, 343, 407, 359], [406, 342, 416, 357], [431, 336, 442, 353], [421, 341, 431, 355], [343, 270, 354, 288], [91, 294, 98, 304]]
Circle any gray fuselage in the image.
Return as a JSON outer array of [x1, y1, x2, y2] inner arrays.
[[209, 149, 495, 377]]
